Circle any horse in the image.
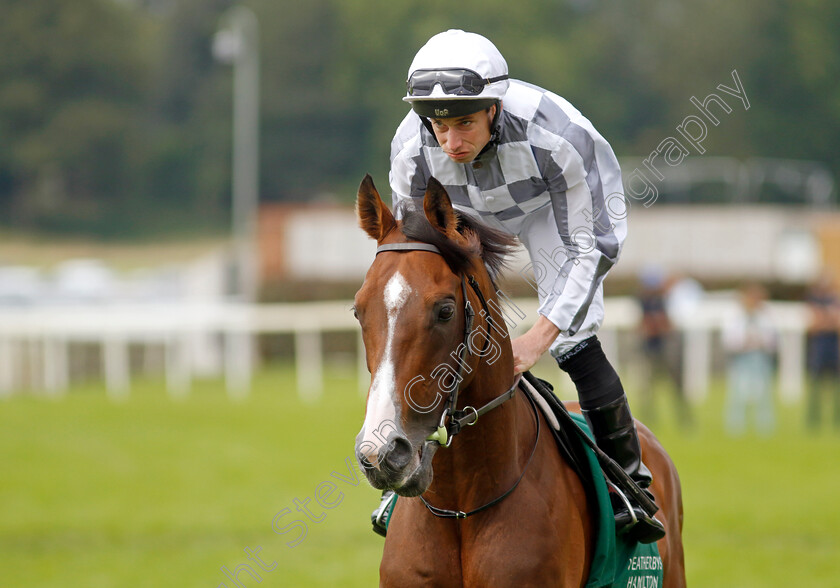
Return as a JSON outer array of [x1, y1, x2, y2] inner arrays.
[[352, 174, 685, 587]]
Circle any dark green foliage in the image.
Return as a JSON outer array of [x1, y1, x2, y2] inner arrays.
[[0, 0, 838, 237]]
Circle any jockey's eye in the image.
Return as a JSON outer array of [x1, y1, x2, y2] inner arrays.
[[437, 303, 455, 322]]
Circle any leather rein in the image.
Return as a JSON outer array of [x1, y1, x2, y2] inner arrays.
[[375, 242, 540, 519]]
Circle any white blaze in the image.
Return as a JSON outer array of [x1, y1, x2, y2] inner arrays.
[[359, 271, 412, 466]]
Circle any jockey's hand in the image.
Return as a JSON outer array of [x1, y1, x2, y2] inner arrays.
[[511, 316, 561, 375]]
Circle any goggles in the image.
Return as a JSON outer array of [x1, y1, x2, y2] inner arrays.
[[406, 68, 509, 97]]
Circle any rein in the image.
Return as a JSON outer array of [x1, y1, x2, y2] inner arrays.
[[375, 241, 535, 520]]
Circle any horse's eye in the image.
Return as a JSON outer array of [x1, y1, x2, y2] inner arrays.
[[351, 306, 359, 320], [437, 304, 455, 322]]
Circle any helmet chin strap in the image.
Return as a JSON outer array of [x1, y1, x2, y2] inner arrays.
[[483, 100, 503, 152], [489, 99, 503, 139], [473, 101, 503, 159]]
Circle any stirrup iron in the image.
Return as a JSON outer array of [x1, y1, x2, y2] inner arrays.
[[371, 490, 397, 537]]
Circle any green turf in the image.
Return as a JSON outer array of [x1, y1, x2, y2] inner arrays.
[[1, 366, 838, 587]]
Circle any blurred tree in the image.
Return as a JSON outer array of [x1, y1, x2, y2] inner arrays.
[[140, 0, 234, 232], [255, 0, 369, 201], [0, 0, 150, 233], [748, 0, 840, 169], [0, 0, 838, 239]]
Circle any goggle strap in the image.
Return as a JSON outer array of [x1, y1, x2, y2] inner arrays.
[[484, 74, 509, 84]]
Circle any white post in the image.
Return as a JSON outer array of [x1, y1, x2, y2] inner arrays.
[[0, 337, 14, 397], [683, 328, 711, 403], [225, 329, 253, 400], [28, 337, 43, 393], [166, 333, 192, 399], [214, 7, 260, 395], [43, 337, 69, 398], [103, 335, 130, 400], [777, 328, 805, 405]]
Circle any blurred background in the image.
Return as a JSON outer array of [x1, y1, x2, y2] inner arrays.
[[1, 0, 839, 586]]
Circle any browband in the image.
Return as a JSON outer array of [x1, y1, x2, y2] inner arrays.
[[376, 243, 442, 255]]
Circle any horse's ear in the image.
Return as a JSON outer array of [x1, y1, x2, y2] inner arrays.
[[356, 174, 396, 242], [423, 177, 460, 241]]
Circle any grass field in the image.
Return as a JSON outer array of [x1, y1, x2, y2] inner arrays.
[[1, 365, 839, 587]]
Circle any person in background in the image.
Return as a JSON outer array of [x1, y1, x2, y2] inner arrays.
[[721, 283, 776, 436], [636, 268, 692, 427], [804, 273, 840, 431]]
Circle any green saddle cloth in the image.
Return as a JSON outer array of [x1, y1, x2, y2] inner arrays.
[[570, 412, 663, 588]]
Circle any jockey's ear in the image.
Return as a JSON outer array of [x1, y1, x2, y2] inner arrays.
[[423, 177, 460, 242], [357, 174, 396, 242]]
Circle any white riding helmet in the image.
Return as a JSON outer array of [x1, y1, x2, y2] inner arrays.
[[404, 30, 509, 119]]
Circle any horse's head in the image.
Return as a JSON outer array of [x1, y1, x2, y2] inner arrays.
[[352, 175, 516, 496]]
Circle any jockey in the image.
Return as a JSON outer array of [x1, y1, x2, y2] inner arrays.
[[372, 29, 665, 544]]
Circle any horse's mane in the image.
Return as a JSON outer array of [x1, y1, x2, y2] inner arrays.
[[397, 203, 518, 277]]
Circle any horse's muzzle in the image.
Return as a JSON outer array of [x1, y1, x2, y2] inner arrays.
[[355, 433, 437, 496]]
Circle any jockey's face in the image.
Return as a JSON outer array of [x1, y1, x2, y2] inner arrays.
[[429, 105, 496, 164]]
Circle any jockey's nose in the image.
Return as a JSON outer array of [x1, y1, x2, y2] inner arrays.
[[446, 130, 463, 150]]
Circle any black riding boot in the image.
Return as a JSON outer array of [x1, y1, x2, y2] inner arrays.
[[557, 336, 665, 544], [582, 395, 666, 544]]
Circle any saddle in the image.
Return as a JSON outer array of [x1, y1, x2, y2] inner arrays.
[[520, 372, 660, 519]]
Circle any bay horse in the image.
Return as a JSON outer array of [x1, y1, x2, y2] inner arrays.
[[353, 175, 685, 587]]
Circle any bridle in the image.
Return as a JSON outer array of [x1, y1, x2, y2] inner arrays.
[[375, 242, 517, 445], [375, 241, 540, 519]]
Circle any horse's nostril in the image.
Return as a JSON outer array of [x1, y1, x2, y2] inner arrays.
[[383, 436, 413, 471]]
